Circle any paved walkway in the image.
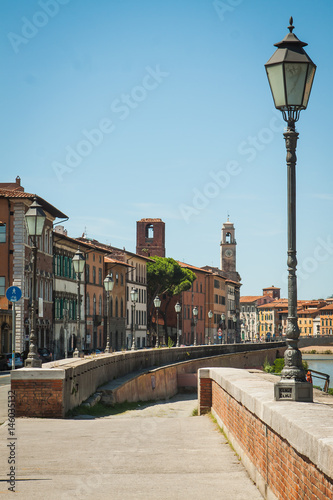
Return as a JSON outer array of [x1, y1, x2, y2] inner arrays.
[[0, 392, 263, 499]]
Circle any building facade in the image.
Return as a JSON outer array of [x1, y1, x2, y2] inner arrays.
[[0, 178, 66, 355]]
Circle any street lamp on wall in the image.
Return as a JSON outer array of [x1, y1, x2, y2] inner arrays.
[[72, 248, 85, 357], [208, 310, 213, 345], [175, 302, 181, 347], [265, 17, 315, 402], [130, 287, 139, 351], [25, 197, 46, 368], [233, 315, 237, 344], [193, 306, 198, 346], [154, 295, 161, 348], [221, 313, 225, 344], [104, 273, 114, 353]]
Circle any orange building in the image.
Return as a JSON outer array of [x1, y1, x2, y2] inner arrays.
[[0, 177, 67, 354]]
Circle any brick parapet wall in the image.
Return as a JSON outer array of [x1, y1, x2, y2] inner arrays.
[[198, 368, 333, 500]]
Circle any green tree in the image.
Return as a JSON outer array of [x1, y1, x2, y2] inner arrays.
[[147, 256, 196, 341]]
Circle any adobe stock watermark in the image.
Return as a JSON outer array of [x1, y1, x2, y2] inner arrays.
[[52, 65, 169, 181], [7, 0, 72, 54], [179, 113, 284, 223], [213, 0, 245, 22], [282, 235, 333, 284]]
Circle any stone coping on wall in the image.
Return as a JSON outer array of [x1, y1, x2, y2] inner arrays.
[[11, 368, 65, 380], [198, 367, 333, 479]]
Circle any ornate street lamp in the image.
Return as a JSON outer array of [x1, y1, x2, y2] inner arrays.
[[193, 306, 198, 346], [104, 273, 114, 353], [131, 287, 139, 350], [72, 248, 85, 357], [221, 313, 225, 344], [208, 310, 213, 345], [175, 302, 181, 347], [265, 18, 315, 402], [154, 295, 161, 348], [25, 197, 46, 367], [233, 315, 237, 344]]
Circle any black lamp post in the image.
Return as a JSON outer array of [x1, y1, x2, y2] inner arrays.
[[193, 306, 198, 346], [154, 295, 161, 348], [131, 287, 139, 350], [175, 302, 181, 347], [25, 197, 46, 368], [104, 273, 114, 353], [221, 313, 225, 344], [72, 248, 85, 357], [233, 315, 237, 343], [208, 310, 213, 345], [265, 17, 316, 402]]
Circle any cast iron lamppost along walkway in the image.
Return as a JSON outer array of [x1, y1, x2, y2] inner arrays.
[[175, 301, 181, 347], [154, 295, 161, 348], [193, 306, 198, 346], [24, 197, 46, 368], [265, 17, 316, 401], [72, 248, 85, 357], [104, 273, 114, 353], [131, 287, 139, 350], [208, 309, 213, 345]]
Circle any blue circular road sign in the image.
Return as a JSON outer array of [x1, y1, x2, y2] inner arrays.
[[6, 286, 22, 302]]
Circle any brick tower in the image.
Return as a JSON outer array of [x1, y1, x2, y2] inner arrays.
[[136, 218, 165, 257]]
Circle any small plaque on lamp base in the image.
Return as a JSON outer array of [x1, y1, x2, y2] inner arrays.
[[274, 380, 313, 402]]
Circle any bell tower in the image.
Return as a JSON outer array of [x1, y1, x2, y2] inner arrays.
[[136, 218, 165, 257], [220, 219, 236, 274]]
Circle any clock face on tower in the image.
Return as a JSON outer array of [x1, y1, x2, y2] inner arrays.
[[224, 248, 234, 258]]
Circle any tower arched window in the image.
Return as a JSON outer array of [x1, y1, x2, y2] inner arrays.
[[146, 224, 154, 239], [99, 295, 102, 315]]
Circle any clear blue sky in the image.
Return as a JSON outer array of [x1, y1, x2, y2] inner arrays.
[[1, 0, 332, 300]]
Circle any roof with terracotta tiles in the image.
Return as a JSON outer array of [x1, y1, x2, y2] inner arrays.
[[240, 296, 263, 303], [177, 261, 208, 273], [0, 188, 67, 219], [318, 303, 333, 311], [105, 256, 132, 267]]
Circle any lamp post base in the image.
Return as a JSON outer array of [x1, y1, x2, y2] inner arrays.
[[25, 356, 42, 368], [274, 379, 313, 402]]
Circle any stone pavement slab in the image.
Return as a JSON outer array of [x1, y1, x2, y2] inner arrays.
[[0, 394, 263, 500]]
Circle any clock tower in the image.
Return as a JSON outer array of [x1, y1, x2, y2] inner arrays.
[[220, 219, 236, 275]]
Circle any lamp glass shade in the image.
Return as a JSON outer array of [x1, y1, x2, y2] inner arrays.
[[104, 274, 114, 292], [193, 306, 198, 317], [208, 310, 213, 319], [154, 295, 161, 308], [73, 249, 85, 274], [221, 313, 225, 321], [266, 62, 315, 110], [131, 287, 139, 303], [233, 315, 237, 322], [25, 199, 46, 237], [175, 302, 181, 313]]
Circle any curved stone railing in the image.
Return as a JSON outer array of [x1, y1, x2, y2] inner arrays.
[[11, 342, 284, 418]]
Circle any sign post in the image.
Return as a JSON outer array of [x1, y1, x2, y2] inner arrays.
[[6, 286, 22, 370]]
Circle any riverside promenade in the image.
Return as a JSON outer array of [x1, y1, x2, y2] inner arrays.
[[0, 390, 263, 500]]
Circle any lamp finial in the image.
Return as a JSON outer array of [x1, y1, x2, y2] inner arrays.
[[288, 16, 294, 33]]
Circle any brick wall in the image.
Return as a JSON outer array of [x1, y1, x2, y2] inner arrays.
[[199, 368, 333, 500], [12, 378, 64, 418]]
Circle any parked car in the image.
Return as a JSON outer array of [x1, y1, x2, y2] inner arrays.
[[38, 348, 52, 363], [0, 355, 8, 371], [4, 353, 23, 369]]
